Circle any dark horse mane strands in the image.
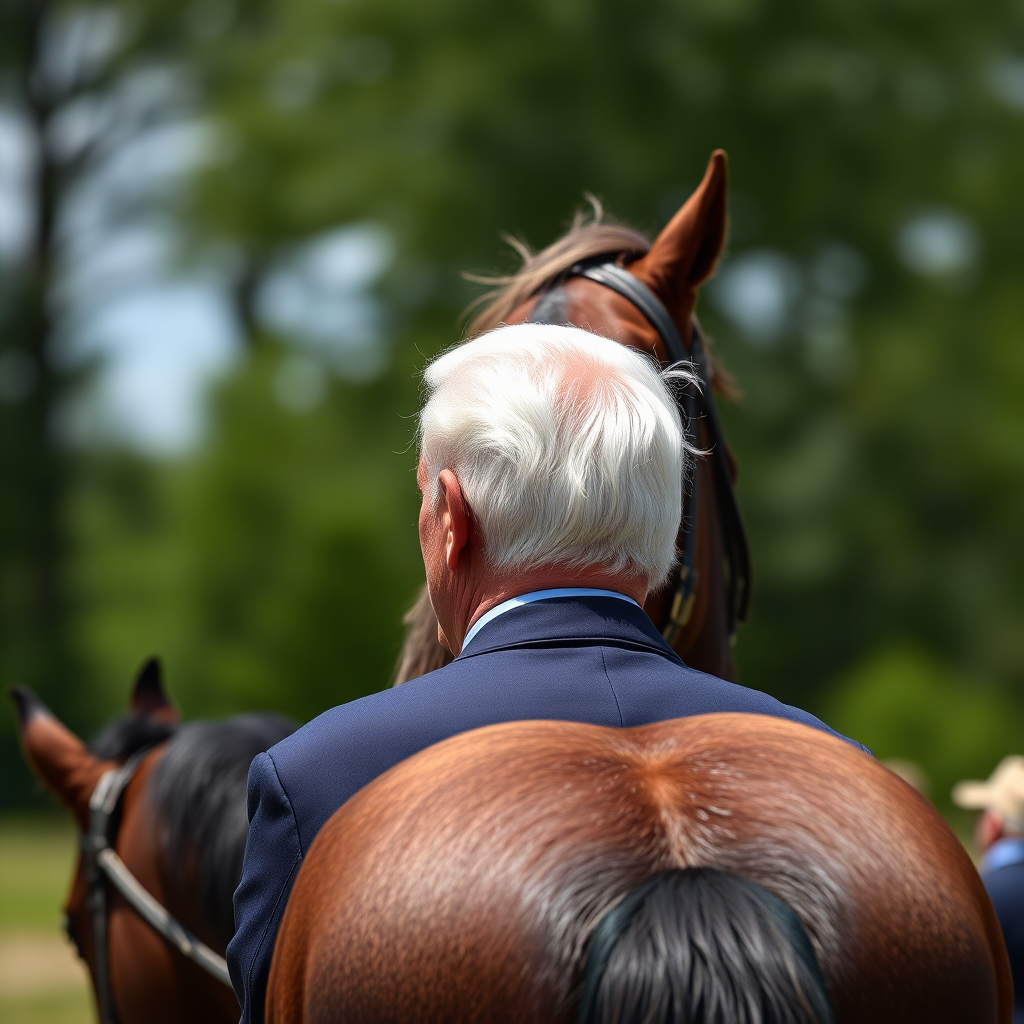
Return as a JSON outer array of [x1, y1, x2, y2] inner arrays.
[[460, 201, 733, 398], [147, 713, 296, 949], [580, 867, 834, 1024], [90, 715, 179, 761], [463, 201, 650, 338], [394, 587, 450, 685]]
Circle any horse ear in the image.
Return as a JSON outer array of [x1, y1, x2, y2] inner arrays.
[[9, 687, 109, 830], [130, 657, 178, 724], [629, 149, 729, 340]]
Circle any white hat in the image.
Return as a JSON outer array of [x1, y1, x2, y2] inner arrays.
[[952, 756, 1024, 830]]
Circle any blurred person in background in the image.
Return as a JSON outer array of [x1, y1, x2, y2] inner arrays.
[[954, 756, 1024, 1023], [227, 323, 861, 1024]]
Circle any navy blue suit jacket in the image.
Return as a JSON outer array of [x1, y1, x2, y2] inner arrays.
[[227, 596, 854, 1023]]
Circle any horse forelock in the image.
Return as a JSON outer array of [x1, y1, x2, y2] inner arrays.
[[464, 214, 650, 338], [461, 206, 734, 399], [393, 200, 739, 690]]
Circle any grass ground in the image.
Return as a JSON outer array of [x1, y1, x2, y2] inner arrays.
[[0, 817, 93, 1024]]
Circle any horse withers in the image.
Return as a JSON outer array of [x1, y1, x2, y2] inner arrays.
[[269, 715, 1011, 1024], [11, 659, 294, 1024]]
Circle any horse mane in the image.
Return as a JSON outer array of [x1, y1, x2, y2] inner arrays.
[[90, 715, 179, 761], [147, 713, 296, 949], [462, 197, 735, 399], [581, 867, 833, 1024], [463, 198, 651, 338]]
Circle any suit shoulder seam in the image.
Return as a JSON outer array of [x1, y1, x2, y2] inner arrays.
[[244, 846, 302, 1007], [265, 750, 306, 858], [598, 646, 625, 727]]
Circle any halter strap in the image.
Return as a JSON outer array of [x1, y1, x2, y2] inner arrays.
[[529, 259, 751, 644], [83, 749, 151, 1024], [567, 261, 688, 364], [82, 746, 232, 1024]]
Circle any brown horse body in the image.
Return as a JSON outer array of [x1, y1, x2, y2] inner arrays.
[[396, 150, 745, 686], [12, 663, 292, 1024], [269, 715, 1011, 1024]]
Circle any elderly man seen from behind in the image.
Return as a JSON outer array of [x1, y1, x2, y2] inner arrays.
[[228, 323, 856, 1024]]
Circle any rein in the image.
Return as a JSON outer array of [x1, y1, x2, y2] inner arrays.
[[81, 747, 232, 1024], [531, 259, 751, 643]]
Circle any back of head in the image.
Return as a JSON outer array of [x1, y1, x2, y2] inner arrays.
[[419, 323, 697, 588], [580, 868, 833, 1024]]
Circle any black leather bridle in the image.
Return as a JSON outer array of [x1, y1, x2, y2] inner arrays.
[[529, 258, 751, 644], [79, 748, 233, 1024]]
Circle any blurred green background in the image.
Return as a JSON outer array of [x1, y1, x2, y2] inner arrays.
[[3, 0, 1024, 822], [3, 0, 1024, 1018], [0, 820, 92, 1024]]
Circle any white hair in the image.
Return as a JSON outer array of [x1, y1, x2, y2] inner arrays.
[[419, 323, 700, 588]]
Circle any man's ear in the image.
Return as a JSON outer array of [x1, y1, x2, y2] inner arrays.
[[979, 809, 1007, 850], [437, 469, 471, 570]]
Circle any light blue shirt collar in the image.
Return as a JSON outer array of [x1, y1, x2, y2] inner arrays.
[[460, 587, 642, 654]]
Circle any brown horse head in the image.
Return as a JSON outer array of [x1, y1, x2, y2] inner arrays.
[[395, 150, 746, 686], [269, 715, 1011, 1024], [11, 659, 290, 1024]]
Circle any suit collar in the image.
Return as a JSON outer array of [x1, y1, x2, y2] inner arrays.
[[456, 596, 684, 666], [461, 588, 641, 651]]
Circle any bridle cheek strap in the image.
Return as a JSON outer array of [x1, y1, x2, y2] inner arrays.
[[82, 749, 231, 1024], [567, 261, 688, 363], [531, 259, 751, 644]]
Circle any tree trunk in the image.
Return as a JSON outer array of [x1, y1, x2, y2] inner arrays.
[[1, 0, 75, 705]]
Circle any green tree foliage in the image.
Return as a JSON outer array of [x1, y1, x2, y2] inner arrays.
[[7, 0, 1024, 809], [825, 645, 1022, 819], [162, 348, 424, 721], [72, 345, 425, 729], [0, 0, 219, 803], [173, 0, 1024, 789]]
